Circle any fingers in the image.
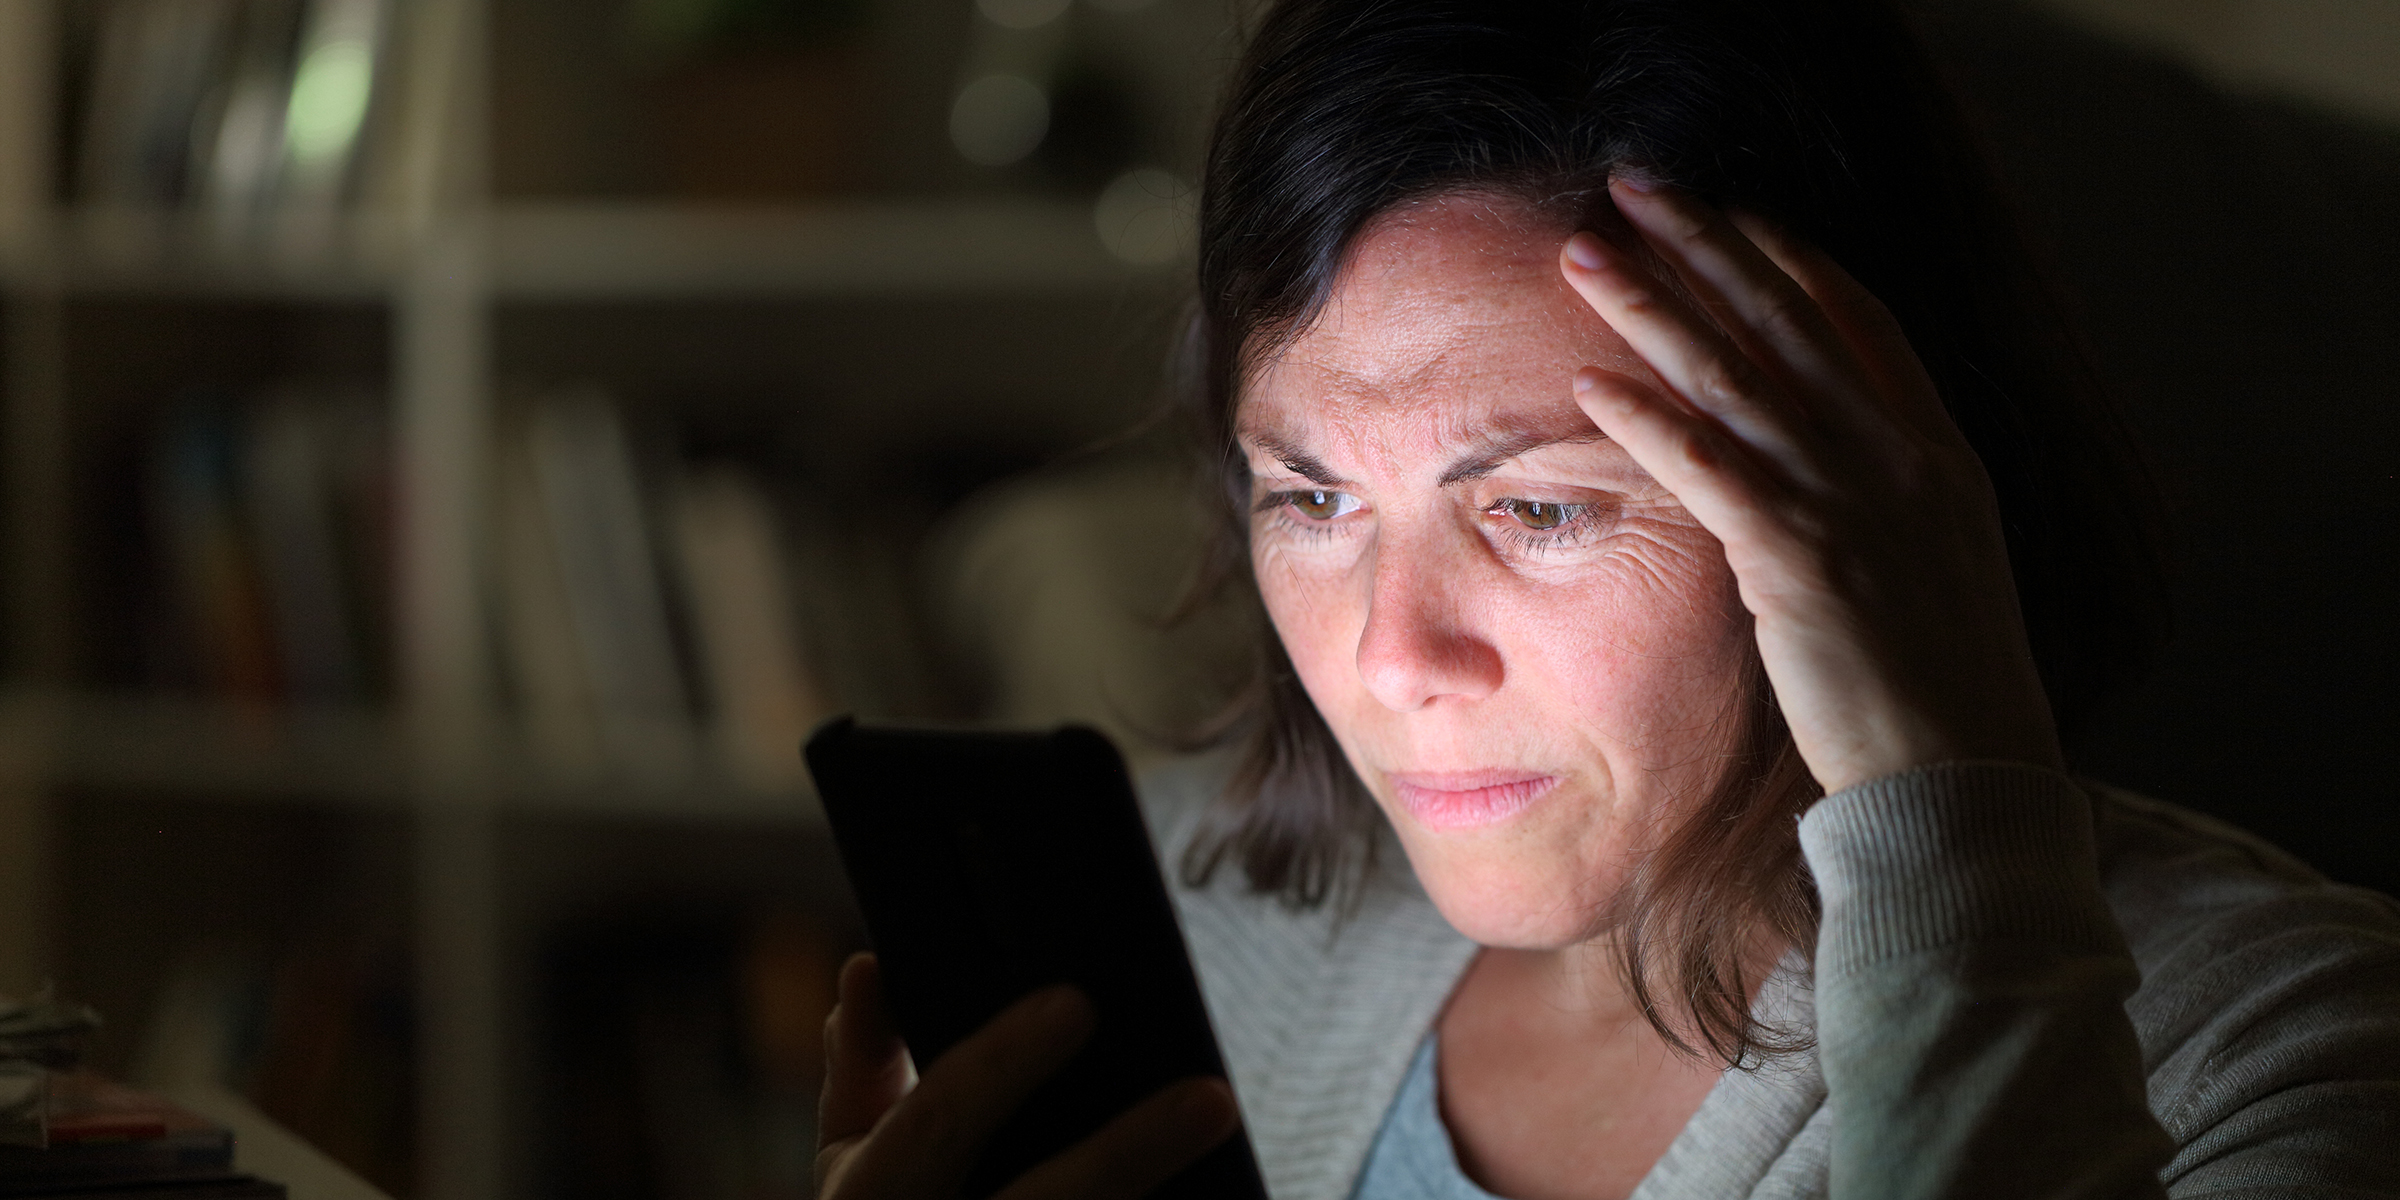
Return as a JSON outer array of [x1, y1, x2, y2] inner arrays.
[[993, 1077, 1242, 1200], [820, 953, 913, 1147], [1571, 367, 1794, 572], [833, 984, 1096, 1200], [1608, 181, 1866, 415], [1725, 209, 1953, 440], [1558, 229, 1810, 473]]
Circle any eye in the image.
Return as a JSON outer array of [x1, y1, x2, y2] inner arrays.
[[1494, 498, 1585, 531], [1287, 489, 1360, 520]]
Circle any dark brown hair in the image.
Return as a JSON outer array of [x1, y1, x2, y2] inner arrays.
[[1177, 0, 2162, 1065]]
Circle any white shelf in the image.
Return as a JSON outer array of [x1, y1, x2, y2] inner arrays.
[[42, 208, 405, 300], [14, 199, 1184, 302], [11, 691, 824, 822], [489, 199, 1183, 300]]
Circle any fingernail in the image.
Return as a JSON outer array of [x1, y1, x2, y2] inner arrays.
[[1573, 372, 1596, 394], [1564, 233, 1605, 271], [1613, 175, 1658, 194]]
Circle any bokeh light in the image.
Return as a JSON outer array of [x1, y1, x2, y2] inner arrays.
[[284, 38, 373, 163], [1092, 168, 1192, 264], [949, 74, 1050, 166]]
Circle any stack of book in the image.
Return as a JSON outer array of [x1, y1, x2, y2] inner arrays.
[[1, 992, 282, 1199], [0, 1074, 282, 1199]]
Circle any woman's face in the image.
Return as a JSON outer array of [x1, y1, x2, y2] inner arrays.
[[1239, 194, 1751, 951]]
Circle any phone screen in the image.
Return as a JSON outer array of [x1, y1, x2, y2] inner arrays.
[[804, 719, 1268, 1200]]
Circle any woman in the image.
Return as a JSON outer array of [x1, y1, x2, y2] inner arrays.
[[815, 1, 2400, 1197]]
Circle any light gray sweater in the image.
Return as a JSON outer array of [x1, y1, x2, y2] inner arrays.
[[1140, 759, 2400, 1199]]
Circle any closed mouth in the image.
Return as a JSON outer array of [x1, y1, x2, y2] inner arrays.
[[1387, 772, 1559, 830]]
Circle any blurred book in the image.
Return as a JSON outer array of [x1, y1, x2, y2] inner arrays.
[[0, 987, 284, 1200], [496, 389, 696, 773], [77, 0, 240, 207], [242, 389, 382, 703], [75, 0, 394, 250], [493, 391, 866, 784], [494, 410, 607, 772], [0, 990, 103, 1152], [193, 0, 305, 232], [666, 467, 830, 790], [0, 1072, 240, 1195], [154, 398, 283, 705], [150, 388, 392, 707]]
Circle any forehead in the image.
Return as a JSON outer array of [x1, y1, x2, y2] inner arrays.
[[1237, 194, 1643, 454]]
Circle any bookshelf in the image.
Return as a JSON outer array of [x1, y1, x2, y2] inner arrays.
[[29, 199, 1178, 299], [0, 0, 1201, 1196]]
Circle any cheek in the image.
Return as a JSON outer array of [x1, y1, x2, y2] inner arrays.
[[1521, 519, 1749, 728], [1459, 513, 1747, 777], [1557, 516, 1743, 655], [1250, 526, 1367, 677]]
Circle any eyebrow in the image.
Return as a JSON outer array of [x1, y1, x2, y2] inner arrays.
[[1436, 428, 1609, 485], [1244, 425, 1608, 489], [1250, 432, 1342, 486]]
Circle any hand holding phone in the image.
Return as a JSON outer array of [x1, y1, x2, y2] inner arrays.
[[815, 954, 1240, 1200], [804, 719, 1270, 1200]]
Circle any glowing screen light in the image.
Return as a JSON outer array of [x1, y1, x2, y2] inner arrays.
[[950, 75, 1049, 166]]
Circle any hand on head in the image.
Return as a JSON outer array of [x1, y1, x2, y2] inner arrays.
[[1560, 178, 2064, 796]]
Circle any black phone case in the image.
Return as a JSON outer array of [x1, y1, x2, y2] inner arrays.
[[804, 718, 1270, 1200]]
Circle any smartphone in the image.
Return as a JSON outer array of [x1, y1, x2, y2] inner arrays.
[[803, 718, 1269, 1200]]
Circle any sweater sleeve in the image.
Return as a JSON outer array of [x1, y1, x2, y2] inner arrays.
[[1800, 761, 2173, 1200]]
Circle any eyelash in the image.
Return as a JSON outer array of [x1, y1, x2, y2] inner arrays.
[[1257, 488, 1359, 537], [1483, 498, 1600, 553], [1258, 489, 1602, 551]]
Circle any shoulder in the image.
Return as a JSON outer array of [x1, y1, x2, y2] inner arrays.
[[1135, 749, 1227, 864], [2089, 784, 2400, 1180], [1135, 752, 1477, 1200], [1135, 751, 1467, 969], [1134, 750, 1473, 1018], [2090, 783, 2400, 978]]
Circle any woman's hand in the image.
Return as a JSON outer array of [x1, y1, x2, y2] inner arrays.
[[1558, 178, 2063, 796], [816, 954, 1241, 1200]]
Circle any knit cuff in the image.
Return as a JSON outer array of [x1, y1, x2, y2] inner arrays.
[[1800, 761, 2123, 980]]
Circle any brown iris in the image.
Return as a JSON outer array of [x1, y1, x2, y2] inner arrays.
[[1506, 500, 1576, 530], [1291, 489, 1348, 519]]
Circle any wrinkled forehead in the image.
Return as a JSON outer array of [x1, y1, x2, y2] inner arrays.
[[1235, 193, 1644, 455]]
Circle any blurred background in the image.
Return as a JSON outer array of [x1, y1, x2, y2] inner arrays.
[[0, 0, 2389, 1197]]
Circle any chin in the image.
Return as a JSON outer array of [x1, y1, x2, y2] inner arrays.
[[1395, 835, 1624, 950]]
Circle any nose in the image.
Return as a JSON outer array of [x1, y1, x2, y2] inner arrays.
[[1354, 530, 1504, 711]]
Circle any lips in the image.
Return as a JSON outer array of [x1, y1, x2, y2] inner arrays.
[[1387, 771, 1559, 830]]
